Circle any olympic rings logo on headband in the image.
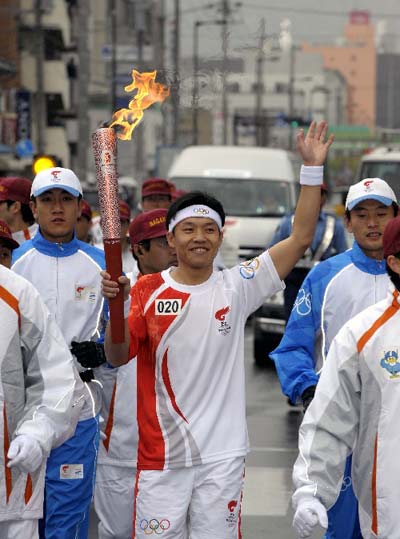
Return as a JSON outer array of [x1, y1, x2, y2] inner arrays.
[[193, 207, 209, 215], [140, 519, 171, 535]]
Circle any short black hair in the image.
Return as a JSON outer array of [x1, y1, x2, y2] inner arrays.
[[166, 191, 225, 230], [345, 201, 398, 220], [132, 239, 151, 263], [4, 199, 34, 225]]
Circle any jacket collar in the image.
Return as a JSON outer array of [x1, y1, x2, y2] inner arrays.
[[350, 240, 387, 275], [32, 228, 80, 257]]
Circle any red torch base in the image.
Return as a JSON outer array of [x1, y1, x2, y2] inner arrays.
[[104, 238, 125, 344]]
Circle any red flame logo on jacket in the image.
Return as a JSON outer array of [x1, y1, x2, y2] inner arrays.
[[215, 306, 230, 321], [228, 500, 238, 512]]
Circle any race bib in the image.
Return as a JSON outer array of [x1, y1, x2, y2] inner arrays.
[[155, 298, 182, 316]]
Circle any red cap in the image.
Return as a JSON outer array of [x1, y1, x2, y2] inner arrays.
[[0, 219, 19, 250], [80, 199, 92, 220], [0, 177, 32, 205], [119, 199, 131, 222], [172, 188, 187, 201], [129, 208, 168, 246], [383, 215, 400, 258], [141, 178, 172, 198]]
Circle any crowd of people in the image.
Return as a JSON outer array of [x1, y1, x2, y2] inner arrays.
[[0, 120, 399, 539]]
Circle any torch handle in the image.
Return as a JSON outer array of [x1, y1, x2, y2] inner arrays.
[[103, 238, 125, 344]]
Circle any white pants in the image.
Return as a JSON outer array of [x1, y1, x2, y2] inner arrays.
[[94, 463, 136, 539], [134, 457, 245, 539], [0, 519, 38, 539]]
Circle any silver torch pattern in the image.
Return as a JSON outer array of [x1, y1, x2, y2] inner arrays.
[[92, 127, 125, 343]]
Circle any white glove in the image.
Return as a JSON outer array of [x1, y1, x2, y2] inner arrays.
[[293, 497, 328, 538], [7, 435, 44, 474]]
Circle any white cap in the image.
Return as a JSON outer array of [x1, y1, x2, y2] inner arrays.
[[31, 167, 82, 198], [345, 178, 397, 211]]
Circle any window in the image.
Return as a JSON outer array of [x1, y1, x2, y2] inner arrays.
[[252, 82, 265, 93], [44, 29, 65, 61], [46, 93, 64, 127], [227, 82, 240, 93]]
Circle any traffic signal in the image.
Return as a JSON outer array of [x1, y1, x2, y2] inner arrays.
[[32, 154, 61, 175]]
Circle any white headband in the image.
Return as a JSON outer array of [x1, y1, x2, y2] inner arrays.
[[168, 204, 223, 232]]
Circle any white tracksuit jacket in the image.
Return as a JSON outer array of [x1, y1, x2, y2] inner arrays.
[[293, 287, 400, 539], [12, 230, 107, 419], [0, 265, 83, 522], [97, 269, 138, 467]]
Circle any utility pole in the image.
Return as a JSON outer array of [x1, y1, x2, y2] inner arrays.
[[255, 18, 266, 147], [34, 0, 45, 154], [76, 0, 90, 181], [192, 21, 200, 145], [134, 0, 146, 178], [171, 0, 180, 145], [288, 43, 295, 150], [192, 19, 225, 146], [110, 0, 117, 112], [220, 0, 230, 145], [152, 0, 167, 145]]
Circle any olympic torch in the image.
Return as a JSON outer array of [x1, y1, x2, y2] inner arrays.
[[92, 127, 124, 343], [92, 69, 170, 343]]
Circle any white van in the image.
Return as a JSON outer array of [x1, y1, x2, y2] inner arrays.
[[357, 147, 400, 194], [168, 145, 302, 262]]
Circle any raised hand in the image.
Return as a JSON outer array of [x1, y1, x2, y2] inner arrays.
[[297, 120, 334, 166]]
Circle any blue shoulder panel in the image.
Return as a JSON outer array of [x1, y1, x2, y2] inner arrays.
[[270, 249, 353, 402], [12, 239, 35, 265], [77, 241, 106, 270]]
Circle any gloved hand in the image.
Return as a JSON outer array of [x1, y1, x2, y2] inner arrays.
[[293, 497, 328, 538], [301, 385, 316, 413], [7, 435, 43, 474], [71, 341, 106, 368]]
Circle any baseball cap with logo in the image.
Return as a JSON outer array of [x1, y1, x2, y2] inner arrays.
[[345, 178, 397, 211], [31, 167, 83, 198], [129, 208, 168, 246], [0, 177, 32, 205], [0, 219, 19, 250], [141, 178, 172, 199]]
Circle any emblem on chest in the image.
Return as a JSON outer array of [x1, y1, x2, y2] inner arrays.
[[215, 306, 232, 336]]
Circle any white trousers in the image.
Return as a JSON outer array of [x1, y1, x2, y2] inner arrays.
[[134, 457, 245, 539], [94, 463, 136, 539], [0, 519, 38, 539]]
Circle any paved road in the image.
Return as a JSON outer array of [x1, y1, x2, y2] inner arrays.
[[89, 326, 326, 538]]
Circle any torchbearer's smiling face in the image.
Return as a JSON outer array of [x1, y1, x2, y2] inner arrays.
[[31, 189, 81, 244], [167, 217, 223, 270]]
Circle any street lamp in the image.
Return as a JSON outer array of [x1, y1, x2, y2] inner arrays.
[[192, 19, 225, 145]]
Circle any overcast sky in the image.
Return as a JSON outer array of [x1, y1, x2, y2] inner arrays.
[[164, 0, 400, 59]]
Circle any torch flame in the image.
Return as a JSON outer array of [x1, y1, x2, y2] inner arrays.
[[110, 70, 170, 140]]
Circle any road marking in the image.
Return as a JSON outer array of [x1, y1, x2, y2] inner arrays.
[[242, 467, 291, 516]]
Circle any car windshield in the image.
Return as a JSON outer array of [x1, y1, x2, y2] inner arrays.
[[360, 162, 400, 194], [171, 177, 292, 217]]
